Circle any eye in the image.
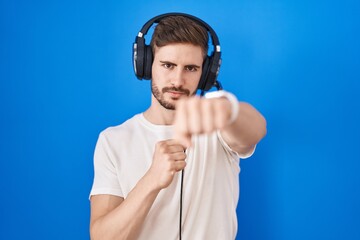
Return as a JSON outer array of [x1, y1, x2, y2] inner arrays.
[[185, 66, 198, 72], [162, 63, 174, 69]]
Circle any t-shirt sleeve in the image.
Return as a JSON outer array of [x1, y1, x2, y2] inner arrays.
[[216, 131, 256, 160], [89, 131, 123, 199]]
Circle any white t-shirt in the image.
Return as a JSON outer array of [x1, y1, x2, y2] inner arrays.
[[90, 113, 253, 239]]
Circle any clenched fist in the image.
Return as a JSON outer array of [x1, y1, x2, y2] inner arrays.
[[173, 95, 233, 148], [147, 139, 187, 190]]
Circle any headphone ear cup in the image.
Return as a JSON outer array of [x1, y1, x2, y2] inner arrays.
[[143, 46, 153, 80], [133, 38, 145, 80], [198, 56, 210, 91], [204, 56, 216, 91], [203, 54, 221, 91]]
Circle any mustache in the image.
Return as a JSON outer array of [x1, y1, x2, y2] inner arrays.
[[162, 87, 190, 96]]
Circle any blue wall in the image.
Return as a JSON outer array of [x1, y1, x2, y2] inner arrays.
[[1, 0, 359, 239]]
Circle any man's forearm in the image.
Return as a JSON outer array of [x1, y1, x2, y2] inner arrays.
[[221, 102, 267, 155], [91, 174, 161, 240]]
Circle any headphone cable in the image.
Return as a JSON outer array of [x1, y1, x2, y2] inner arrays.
[[179, 169, 184, 240]]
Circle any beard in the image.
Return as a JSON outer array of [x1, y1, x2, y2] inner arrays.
[[151, 82, 193, 110]]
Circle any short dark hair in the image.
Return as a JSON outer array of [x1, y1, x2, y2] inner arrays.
[[150, 16, 209, 57]]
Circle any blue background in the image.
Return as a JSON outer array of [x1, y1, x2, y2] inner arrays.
[[1, 0, 359, 239]]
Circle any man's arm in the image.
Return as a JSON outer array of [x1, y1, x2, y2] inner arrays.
[[220, 101, 267, 155], [90, 140, 186, 240], [90, 174, 160, 240], [173, 93, 267, 154]]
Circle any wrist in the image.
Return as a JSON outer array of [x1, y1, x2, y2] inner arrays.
[[204, 90, 239, 124], [143, 170, 163, 192]]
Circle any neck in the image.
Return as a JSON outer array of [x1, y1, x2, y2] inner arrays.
[[143, 96, 176, 125]]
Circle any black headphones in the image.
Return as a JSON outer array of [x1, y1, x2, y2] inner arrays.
[[132, 12, 222, 92]]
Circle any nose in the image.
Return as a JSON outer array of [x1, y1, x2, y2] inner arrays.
[[170, 68, 185, 87]]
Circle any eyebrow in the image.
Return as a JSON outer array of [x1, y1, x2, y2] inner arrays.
[[160, 61, 201, 69]]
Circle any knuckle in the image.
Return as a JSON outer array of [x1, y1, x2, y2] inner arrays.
[[156, 141, 165, 148], [203, 99, 212, 110], [164, 154, 172, 161], [179, 161, 187, 169], [159, 146, 166, 153], [190, 96, 200, 104], [179, 154, 185, 160]]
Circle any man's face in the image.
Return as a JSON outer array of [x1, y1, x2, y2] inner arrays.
[[151, 43, 204, 110]]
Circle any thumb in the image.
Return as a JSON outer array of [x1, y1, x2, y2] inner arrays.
[[173, 131, 192, 148]]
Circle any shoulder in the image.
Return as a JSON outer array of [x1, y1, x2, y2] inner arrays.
[[99, 114, 142, 142]]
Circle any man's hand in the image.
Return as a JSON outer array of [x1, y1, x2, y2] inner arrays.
[[147, 139, 187, 190], [173, 96, 232, 148]]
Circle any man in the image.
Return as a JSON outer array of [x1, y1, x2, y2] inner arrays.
[[89, 14, 266, 240]]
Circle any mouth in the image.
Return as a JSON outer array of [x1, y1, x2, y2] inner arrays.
[[163, 87, 190, 99], [167, 91, 187, 99]]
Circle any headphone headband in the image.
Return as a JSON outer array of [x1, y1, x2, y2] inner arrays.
[[137, 12, 220, 48], [133, 12, 222, 92]]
